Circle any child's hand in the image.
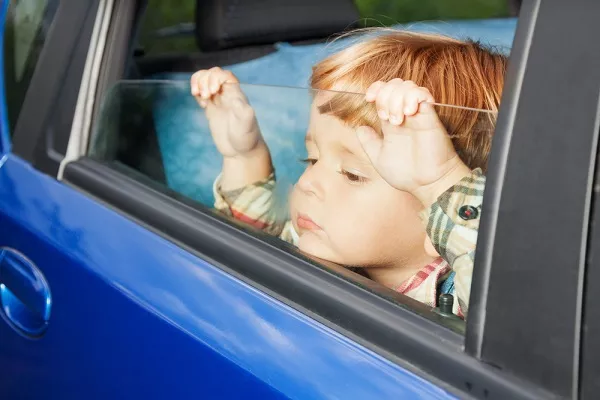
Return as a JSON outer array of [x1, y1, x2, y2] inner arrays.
[[191, 67, 272, 190], [191, 67, 266, 159], [357, 79, 471, 207]]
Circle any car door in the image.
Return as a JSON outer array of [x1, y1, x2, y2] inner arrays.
[[1, 0, 598, 399], [0, 1, 459, 398], [0, 1, 455, 398]]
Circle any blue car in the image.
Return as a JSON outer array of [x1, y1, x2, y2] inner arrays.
[[1, 0, 599, 399]]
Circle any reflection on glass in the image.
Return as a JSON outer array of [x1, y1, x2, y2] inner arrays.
[[90, 81, 496, 323]]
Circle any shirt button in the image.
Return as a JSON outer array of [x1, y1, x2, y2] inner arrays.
[[459, 205, 479, 220]]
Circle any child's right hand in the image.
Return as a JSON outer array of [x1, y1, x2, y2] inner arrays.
[[357, 79, 471, 207], [191, 67, 265, 159], [191, 68, 272, 191]]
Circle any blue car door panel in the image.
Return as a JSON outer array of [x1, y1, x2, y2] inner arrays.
[[0, 1, 458, 397], [0, 154, 454, 399]]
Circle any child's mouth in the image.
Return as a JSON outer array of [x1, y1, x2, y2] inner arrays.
[[296, 213, 322, 231]]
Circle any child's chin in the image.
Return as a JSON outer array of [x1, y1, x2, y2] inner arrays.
[[297, 234, 341, 264]]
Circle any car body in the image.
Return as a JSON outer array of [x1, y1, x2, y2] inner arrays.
[[0, 0, 599, 399]]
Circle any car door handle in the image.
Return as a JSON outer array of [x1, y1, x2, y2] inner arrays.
[[0, 248, 52, 338]]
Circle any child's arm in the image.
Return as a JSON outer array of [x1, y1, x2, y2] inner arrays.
[[191, 68, 272, 191], [191, 68, 288, 238], [357, 78, 483, 315], [417, 169, 484, 316], [212, 171, 289, 238]]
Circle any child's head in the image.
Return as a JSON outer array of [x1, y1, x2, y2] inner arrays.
[[288, 31, 507, 273], [312, 30, 507, 171]]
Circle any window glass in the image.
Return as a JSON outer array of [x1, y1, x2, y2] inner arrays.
[[102, 0, 515, 331], [89, 80, 497, 329], [3, 0, 59, 136]]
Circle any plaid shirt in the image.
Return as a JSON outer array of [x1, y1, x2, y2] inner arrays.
[[214, 169, 485, 317]]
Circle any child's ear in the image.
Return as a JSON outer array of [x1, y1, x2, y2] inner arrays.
[[424, 236, 440, 258]]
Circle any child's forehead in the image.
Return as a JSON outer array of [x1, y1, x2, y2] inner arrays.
[[304, 121, 367, 160], [307, 97, 358, 145]]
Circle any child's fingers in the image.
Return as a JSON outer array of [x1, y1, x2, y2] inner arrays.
[[402, 93, 419, 116], [190, 70, 205, 97], [387, 92, 405, 126], [206, 67, 227, 96], [375, 78, 402, 121], [209, 68, 240, 98], [406, 88, 435, 115], [395, 81, 419, 116], [190, 72, 198, 96], [388, 81, 418, 125], [365, 81, 386, 102], [199, 70, 212, 99], [389, 84, 436, 124]]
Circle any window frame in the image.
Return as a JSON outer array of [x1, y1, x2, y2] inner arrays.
[[8, 0, 100, 175], [580, 152, 600, 400], [11, 0, 599, 398], [465, 0, 600, 398], [2, 0, 59, 142]]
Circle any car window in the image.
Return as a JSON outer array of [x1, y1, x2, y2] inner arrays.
[[77, 0, 515, 339], [3, 0, 59, 136], [88, 80, 496, 330]]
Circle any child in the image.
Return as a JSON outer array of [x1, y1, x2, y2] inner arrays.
[[190, 31, 507, 318]]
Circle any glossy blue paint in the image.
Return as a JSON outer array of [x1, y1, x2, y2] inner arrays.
[[0, 155, 456, 399], [0, 0, 456, 396], [0, 0, 9, 155]]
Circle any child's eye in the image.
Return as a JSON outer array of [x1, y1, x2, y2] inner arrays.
[[340, 169, 368, 184], [299, 158, 317, 166]]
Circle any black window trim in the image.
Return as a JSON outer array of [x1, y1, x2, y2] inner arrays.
[[467, 0, 600, 397], [12, 0, 599, 398], [580, 133, 600, 400], [92, 0, 142, 128], [10, 0, 101, 176]]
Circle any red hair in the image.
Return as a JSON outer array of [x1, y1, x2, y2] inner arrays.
[[310, 30, 508, 171]]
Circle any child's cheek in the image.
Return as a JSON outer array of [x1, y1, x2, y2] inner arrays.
[[328, 203, 380, 262]]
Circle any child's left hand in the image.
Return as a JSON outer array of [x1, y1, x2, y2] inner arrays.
[[357, 79, 471, 207]]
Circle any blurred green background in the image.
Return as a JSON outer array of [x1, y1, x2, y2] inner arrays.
[[140, 0, 511, 55]]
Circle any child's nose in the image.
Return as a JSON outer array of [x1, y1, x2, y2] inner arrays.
[[296, 163, 326, 200]]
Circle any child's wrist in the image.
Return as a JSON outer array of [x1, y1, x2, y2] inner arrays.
[[412, 161, 471, 208], [221, 145, 273, 191]]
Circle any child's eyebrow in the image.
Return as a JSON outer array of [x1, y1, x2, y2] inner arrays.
[[340, 143, 374, 166]]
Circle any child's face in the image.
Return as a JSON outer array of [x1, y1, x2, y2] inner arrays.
[[289, 96, 430, 269]]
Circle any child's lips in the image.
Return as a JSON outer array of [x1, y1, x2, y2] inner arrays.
[[296, 213, 322, 231]]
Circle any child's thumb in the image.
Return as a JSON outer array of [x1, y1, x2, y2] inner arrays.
[[357, 126, 382, 164]]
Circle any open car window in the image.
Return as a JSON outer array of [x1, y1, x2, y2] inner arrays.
[[88, 80, 496, 332]]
